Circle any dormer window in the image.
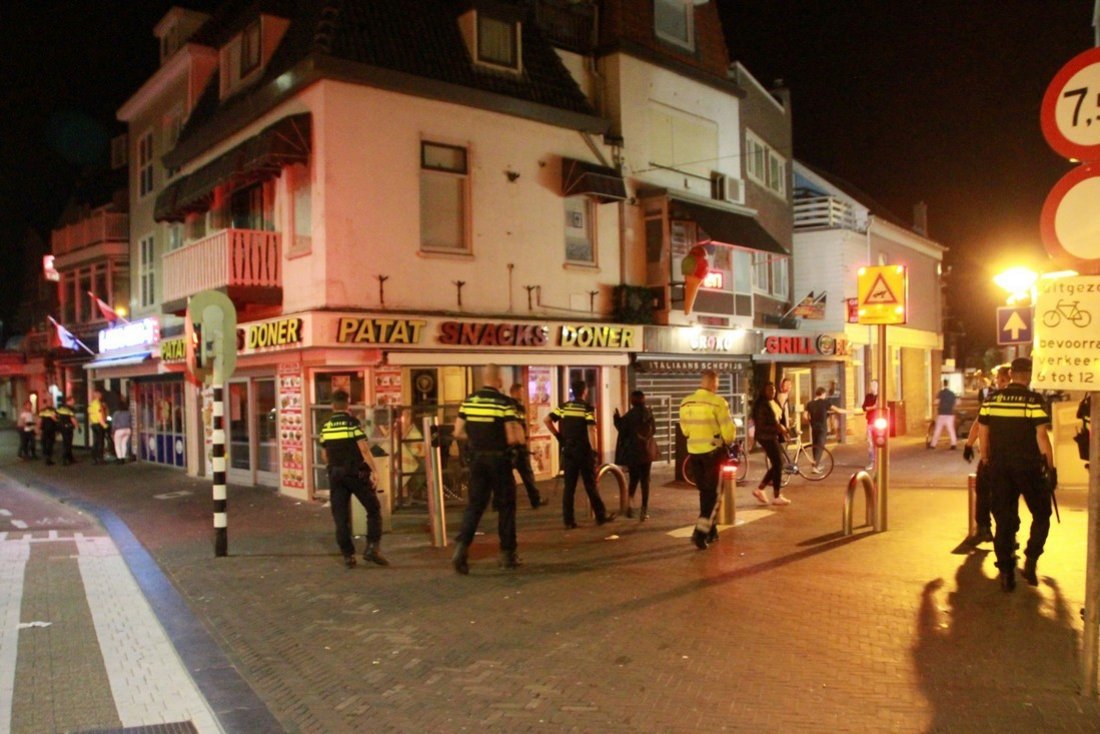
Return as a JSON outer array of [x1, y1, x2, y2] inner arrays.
[[654, 0, 694, 51], [460, 5, 522, 75], [240, 20, 261, 77], [477, 14, 518, 70]]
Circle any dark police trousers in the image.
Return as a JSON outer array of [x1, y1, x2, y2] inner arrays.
[[60, 428, 75, 464], [988, 461, 1051, 572], [457, 453, 516, 551], [689, 448, 722, 538], [562, 444, 608, 525], [974, 461, 992, 531], [92, 425, 107, 463], [41, 428, 56, 462], [327, 465, 382, 557]]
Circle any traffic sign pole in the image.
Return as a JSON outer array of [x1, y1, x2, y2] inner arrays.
[[876, 324, 889, 531], [1086, 392, 1100, 696]]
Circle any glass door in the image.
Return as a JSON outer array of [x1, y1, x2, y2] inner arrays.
[[228, 381, 251, 483], [227, 378, 280, 488], [255, 378, 279, 486]]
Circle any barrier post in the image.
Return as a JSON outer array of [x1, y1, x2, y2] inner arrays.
[[719, 463, 736, 525], [967, 472, 978, 539], [422, 416, 447, 548], [842, 470, 880, 537]]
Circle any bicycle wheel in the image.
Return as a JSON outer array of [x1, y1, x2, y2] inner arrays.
[[802, 446, 833, 481], [734, 454, 749, 482], [763, 452, 791, 488], [682, 455, 697, 486]]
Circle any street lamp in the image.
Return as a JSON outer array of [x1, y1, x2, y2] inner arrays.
[[993, 266, 1038, 304]]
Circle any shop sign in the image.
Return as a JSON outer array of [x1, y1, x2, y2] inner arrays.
[[438, 321, 549, 347], [336, 317, 425, 345], [239, 317, 304, 351], [689, 332, 737, 352], [160, 337, 187, 363], [764, 334, 850, 357], [636, 358, 746, 374], [559, 325, 636, 349], [99, 318, 159, 353]]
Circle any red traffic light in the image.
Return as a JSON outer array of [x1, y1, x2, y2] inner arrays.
[[870, 410, 890, 447]]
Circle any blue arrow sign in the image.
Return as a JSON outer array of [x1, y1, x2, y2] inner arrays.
[[996, 306, 1033, 345]]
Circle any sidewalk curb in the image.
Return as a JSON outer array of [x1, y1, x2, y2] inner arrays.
[[0, 469, 286, 734]]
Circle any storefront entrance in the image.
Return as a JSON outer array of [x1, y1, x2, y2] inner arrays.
[[227, 377, 279, 487], [136, 377, 186, 467]]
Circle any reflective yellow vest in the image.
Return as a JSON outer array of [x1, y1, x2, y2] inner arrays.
[[679, 388, 736, 455]]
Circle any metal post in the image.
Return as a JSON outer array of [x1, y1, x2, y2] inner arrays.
[[422, 416, 447, 548], [967, 473, 978, 539], [842, 470, 879, 536], [876, 323, 889, 531], [1083, 392, 1099, 696], [212, 383, 227, 556], [719, 464, 736, 525]]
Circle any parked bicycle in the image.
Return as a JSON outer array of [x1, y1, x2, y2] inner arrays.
[[682, 439, 750, 486]]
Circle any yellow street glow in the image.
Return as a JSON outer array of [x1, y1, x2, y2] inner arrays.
[[993, 267, 1038, 300]]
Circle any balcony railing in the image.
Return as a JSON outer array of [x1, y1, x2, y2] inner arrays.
[[51, 211, 129, 255], [793, 196, 860, 232], [162, 228, 281, 305]]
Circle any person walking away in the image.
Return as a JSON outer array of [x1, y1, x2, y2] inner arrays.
[[803, 387, 841, 473], [862, 380, 879, 471], [929, 379, 958, 449], [977, 358, 1055, 592], [111, 400, 133, 465], [452, 364, 525, 574], [751, 382, 790, 506], [57, 396, 78, 465], [962, 364, 1010, 544], [614, 390, 657, 521], [89, 389, 109, 464], [678, 370, 737, 549], [319, 390, 388, 569], [508, 383, 546, 509], [38, 398, 58, 465], [545, 380, 616, 529], [17, 400, 36, 460], [776, 377, 795, 442]]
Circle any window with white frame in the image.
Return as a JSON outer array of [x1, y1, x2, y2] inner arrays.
[[139, 234, 156, 307], [420, 141, 468, 253], [773, 256, 789, 299], [733, 248, 753, 316], [164, 106, 183, 179], [744, 130, 786, 199], [654, 0, 694, 50], [752, 252, 770, 292], [288, 162, 312, 257], [138, 130, 154, 198], [166, 223, 183, 252], [564, 196, 595, 265], [477, 13, 520, 70]]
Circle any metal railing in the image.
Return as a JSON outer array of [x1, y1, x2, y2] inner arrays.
[[842, 470, 881, 536], [162, 228, 281, 303]]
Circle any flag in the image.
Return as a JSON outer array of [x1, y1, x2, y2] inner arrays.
[[88, 292, 126, 323], [47, 316, 95, 355]]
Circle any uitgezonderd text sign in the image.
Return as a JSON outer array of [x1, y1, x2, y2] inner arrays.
[[1032, 275, 1100, 390]]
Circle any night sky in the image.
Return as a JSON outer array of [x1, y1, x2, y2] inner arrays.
[[1, 0, 1094, 360]]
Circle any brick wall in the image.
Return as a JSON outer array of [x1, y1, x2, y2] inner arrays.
[[600, 0, 731, 77]]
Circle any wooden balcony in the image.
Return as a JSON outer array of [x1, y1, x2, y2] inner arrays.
[[51, 211, 129, 266], [161, 228, 282, 313], [793, 196, 860, 232]]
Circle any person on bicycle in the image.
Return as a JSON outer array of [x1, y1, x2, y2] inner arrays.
[[803, 387, 841, 474], [752, 382, 790, 506], [678, 370, 737, 549], [545, 380, 616, 529]]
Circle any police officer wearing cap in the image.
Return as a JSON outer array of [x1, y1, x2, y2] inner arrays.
[[977, 357, 1056, 592], [56, 396, 78, 465], [452, 364, 525, 574], [38, 397, 59, 466], [679, 369, 737, 549], [544, 380, 616, 529], [319, 390, 389, 569]]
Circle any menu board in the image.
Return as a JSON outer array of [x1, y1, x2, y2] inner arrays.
[[526, 366, 554, 478], [374, 366, 402, 406], [278, 363, 305, 490]]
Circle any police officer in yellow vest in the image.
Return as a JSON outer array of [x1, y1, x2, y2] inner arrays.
[[545, 380, 616, 529], [319, 390, 389, 569], [679, 370, 736, 550], [451, 364, 525, 574], [38, 398, 59, 466]]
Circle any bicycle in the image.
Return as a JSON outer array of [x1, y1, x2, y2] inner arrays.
[[1041, 299, 1092, 328], [682, 439, 750, 486], [761, 434, 834, 487]]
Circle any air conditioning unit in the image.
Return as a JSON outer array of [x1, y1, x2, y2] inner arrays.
[[711, 172, 744, 205]]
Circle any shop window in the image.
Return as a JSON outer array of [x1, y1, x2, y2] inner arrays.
[[420, 141, 469, 253], [564, 195, 595, 265], [137, 380, 186, 468]]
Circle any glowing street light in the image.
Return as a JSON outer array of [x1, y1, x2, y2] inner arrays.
[[993, 267, 1038, 303]]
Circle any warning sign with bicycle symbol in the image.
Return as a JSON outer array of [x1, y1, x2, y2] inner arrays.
[[1032, 275, 1100, 390]]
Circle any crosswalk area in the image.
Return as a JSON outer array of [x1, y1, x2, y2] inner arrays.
[[0, 528, 221, 734]]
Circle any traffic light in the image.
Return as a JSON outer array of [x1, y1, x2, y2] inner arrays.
[[870, 409, 890, 448]]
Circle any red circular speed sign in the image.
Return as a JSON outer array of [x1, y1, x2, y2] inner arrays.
[[1040, 163, 1100, 271], [1041, 47, 1100, 161]]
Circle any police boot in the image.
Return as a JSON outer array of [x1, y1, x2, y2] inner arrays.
[[1021, 557, 1039, 586], [498, 550, 522, 569], [451, 541, 470, 575], [363, 542, 390, 567], [999, 568, 1016, 593]]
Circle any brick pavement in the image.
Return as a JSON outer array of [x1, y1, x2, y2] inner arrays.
[[1, 430, 1099, 732]]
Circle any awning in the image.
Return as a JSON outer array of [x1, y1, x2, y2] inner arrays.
[[561, 157, 628, 203], [83, 351, 155, 370], [155, 113, 312, 222], [669, 196, 789, 256]]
